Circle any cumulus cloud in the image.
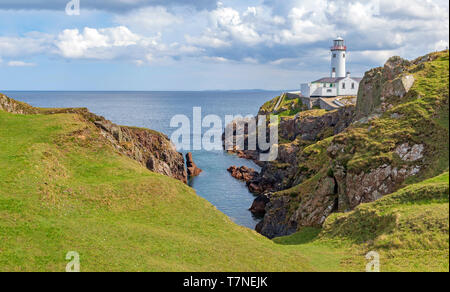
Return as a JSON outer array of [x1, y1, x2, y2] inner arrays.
[[0, 33, 52, 58], [183, 0, 448, 69], [114, 6, 182, 34], [53, 26, 204, 65], [56, 26, 145, 59], [0, 0, 448, 75]]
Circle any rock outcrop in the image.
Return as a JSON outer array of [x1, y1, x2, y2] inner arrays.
[[186, 152, 202, 177], [227, 166, 257, 182], [249, 195, 270, 216], [95, 119, 187, 183], [232, 106, 355, 195], [355, 56, 415, 120], [255, 195, 296, 238], [0, 93, 188, 183], [255, 175, 338, 238], [279, 106, 355, 141]]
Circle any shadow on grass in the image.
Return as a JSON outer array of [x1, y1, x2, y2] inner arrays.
[[273, 227, 321, 245]]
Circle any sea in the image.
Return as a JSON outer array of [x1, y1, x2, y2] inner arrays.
[[4, 90, 282, 229]]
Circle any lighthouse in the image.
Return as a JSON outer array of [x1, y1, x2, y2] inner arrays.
[[299, 37, 362, 109], [330, 37, 346, 78]]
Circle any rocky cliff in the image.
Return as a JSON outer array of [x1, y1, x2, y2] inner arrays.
[[0, 93, 187, 183], [227, 50, 449, 238]]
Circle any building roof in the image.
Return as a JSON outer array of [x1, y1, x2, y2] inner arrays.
[[312, 77, 363, 83]]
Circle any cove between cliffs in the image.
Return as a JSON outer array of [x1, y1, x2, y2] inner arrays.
[[4, 90, 281, 229]]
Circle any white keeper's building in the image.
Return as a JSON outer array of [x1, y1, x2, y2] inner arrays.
[[299, 38, 362, 109]]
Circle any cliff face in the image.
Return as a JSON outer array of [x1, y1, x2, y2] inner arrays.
[[0, 93, 187, 183], [328, 51, 448, 212], [228, 51, 449, 239], [94, 119, 187, 183]]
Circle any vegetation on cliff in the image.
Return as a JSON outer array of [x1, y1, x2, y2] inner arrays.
[[249, 50, 449, 271], [0, 94, 364, 272], [276, 172, 449, 272]]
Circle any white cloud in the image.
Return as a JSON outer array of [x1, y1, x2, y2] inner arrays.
[[351, 49, 401, 64], [55, 26, 145, 59], [202, 56, 229, 63], [186, 33, 231, 48], [114, 6, 182, 34], [184, 0, 448, 68], [210, 6, 263, 45], [7, 61, 37, 67], [0, 33, 51, 58], [0, 0, 448, 72]]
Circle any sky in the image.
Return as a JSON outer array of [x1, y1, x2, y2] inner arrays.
[[0, 0, 448, 91]]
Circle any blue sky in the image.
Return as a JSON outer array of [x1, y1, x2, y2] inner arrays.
[[0, 0, 448, 90]]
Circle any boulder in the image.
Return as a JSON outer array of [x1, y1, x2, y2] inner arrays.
[[227, 166, 257, 182], [249, 195, 270, 215], [356, 56, 415, 120], [395, 143, 425, 162]]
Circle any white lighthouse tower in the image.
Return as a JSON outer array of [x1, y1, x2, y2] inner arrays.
[[330, 37, 346, 78]]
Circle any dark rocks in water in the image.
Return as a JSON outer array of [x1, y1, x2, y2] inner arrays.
[[227, 166, 276, 194], [227, 166, 258, 182], [249, 195, 270, 216], [186, 152, 203, 177]]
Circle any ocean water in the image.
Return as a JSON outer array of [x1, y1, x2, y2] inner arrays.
[[4, 91, 281, 229]]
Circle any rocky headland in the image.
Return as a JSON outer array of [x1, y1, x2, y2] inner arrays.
[[0, 93, 188, 183], [225, 51, 449, 238]]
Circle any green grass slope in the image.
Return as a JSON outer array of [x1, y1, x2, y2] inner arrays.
[[275, 172, 449, 272], [1, 108, 350, 272], [2, 107, 446, 272]]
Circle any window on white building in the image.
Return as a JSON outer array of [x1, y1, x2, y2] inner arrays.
[[333, 54, 336, 58], [352, 83, 355, 89], [342, 83, 346, 89]]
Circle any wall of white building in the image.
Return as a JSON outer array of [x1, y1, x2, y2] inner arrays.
[[336, 77, 359, 96], [301, 82, 339, 97]]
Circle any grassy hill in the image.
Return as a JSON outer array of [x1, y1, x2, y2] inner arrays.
[[275, 172, 449, 272], [1, 99, 448, 272], [0, 106, 345, 272]]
